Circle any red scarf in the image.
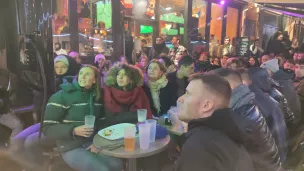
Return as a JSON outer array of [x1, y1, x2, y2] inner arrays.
[[104, 86, 152, 119]]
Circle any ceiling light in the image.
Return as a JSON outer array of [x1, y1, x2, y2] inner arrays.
[[165, 7, 172, 10]]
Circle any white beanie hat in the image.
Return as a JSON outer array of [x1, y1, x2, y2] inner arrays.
[[54, 55, 69, 66], [94, 54, 106, 63], [260, 58, 279, 73]]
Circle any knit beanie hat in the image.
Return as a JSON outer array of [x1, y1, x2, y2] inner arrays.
[[260, 58, 279, 73], [94, 54, 106, 63], [54, 55, 69, 66]]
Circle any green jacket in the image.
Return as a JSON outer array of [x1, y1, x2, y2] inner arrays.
[[42, 79, 104, 152]]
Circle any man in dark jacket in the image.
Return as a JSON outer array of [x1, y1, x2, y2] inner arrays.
[[212, 68, 281, 171], [294, 58, 304, 125], [175, 74, 254, 171], [261, 58, 301, 126], [167, 55, 194, 103], [148, 37, 169, 60]]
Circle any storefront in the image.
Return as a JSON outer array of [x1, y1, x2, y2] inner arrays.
[[52, 0, 245, 61]]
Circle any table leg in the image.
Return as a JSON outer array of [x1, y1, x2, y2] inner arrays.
[[127, 158, 137, 171]]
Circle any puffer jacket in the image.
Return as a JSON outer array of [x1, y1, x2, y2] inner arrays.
[[272, 70, 301, 126], [42, 79, 104, 153], [269, 87, 296, 132], [230, 85, 281, 171]]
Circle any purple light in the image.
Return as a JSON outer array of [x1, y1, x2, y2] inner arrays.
[[220, 0, 225, 5]]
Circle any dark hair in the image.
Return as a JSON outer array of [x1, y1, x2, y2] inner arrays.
[[141, 39, 147, 44], [190, 73, 232, 107], [209, 68, 242, 84], [296, 58, 304, 65], [273, 31, 283, 40], [173, 36, 180, 42], [284, 59, 294, 65], [248, 57, 260, 67], [178, 55, 194, 68], [226, 57, 245, 68], [54, 42, 61, 48], [159, 55, 173, 68], [248, 68, 272, 92], [105, 63, 143, 91]]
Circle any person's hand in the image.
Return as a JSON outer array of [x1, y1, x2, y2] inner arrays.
[[86, 144, 99, 154], [73, 125, 94, 137]]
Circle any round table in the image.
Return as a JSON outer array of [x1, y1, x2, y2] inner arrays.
[[93, 134, 170, 171]]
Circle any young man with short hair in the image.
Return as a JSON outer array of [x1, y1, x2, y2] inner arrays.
[[294, 58, 304, 125], [174, 73, 254, 171], [167, 55, 194, 103]]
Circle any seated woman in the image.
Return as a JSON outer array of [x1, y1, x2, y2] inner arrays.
[[103, 63, 152, 126], [43, 65, 122, 171], [143, 60, 176, 117]]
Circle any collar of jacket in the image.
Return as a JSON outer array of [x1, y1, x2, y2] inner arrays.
[[273, 69, 292, 81], [186, 108, 243, 144]]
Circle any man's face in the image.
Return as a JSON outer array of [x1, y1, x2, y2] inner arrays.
[[278, 34, 284, 41], [249, 58, 255, 66], [254, 41, 260, 47], [181, 64, 194, 77], [156, 38, 163, 44], [284, 62, 294, 71], [171, 37, 178, 45], [295, 64, 304, 78], [221, 56, 229, 67], [224, 39, 230, 45], [178, 80, 213, 122]]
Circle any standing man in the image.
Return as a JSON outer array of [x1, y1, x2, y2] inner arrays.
[[148, 37, 169, 60], [175, 74, 254, 171], [294, 58, 304, 125], [169, 36, 187, 59], [217, 37, 235, 58], [167, 55, 194, 103]]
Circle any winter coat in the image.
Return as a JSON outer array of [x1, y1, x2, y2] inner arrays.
[[269, 87, 296, 132], [250, 86, 288, 163], [194, 61, 213, 73], [143, 81, 176, 117], [167, 71, 189, 103], [174, 108, 254, 171], [148, 44, 169, 60], [42, 80, 104, 153], [272, 70, 301, 126], [229, 85, 281, 170], [293, 77, 304, 125]]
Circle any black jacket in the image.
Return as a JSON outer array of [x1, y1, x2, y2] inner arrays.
[[269, 87, 296, 132], [167, 71, 189, 103], [230, 85, 281, 170], [174, 108, 254, 171], [272, 70, 301, 126], [143, 81, 176, 117]]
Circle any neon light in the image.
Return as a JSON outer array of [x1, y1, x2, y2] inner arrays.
[[220, 0, 225, 5]]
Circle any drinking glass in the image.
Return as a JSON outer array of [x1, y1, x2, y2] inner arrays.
[[137, 109, 147, 123], [85, 115, 95, 128], [124, 126, 136, 152], [145, 119, 157, 143], [138, 123, 151, 150]]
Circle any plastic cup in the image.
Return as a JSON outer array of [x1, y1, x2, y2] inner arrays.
[[137, 109, 147, 123], [124, 126, 136, 152], [138, 123, 151, 150], [85, 115, 95, 128], [145, 119, 157, 143]]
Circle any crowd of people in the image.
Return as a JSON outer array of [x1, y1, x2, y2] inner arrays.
[[3, 30, 304, 171]]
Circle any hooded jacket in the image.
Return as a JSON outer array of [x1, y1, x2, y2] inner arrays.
[[174, 108, 254, 171], [42, 79, 104, 153], [229, 85, 281, 171]]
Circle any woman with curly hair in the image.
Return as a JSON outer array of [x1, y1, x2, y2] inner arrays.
[[103, 63, 152, 126]]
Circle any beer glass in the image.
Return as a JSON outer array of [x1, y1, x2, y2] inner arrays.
[[124, 126, 136, 152], [85, 115, 95, 128], [137, 109, 147, 123]]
